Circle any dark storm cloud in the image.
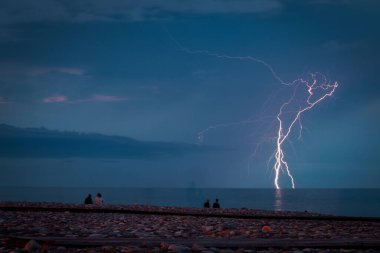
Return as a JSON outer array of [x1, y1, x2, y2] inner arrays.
[[0, 124, 216, 158], [307, 0, 380, 6], [0, 0, 282, 25], [2, 0, 378, 28]]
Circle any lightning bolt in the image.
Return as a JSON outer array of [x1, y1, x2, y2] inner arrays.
[[166, 30, 300, 87], [273, 74, 338, 189], [166, 30, 338, 189]]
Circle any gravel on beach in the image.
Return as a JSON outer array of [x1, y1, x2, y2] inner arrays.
[[1, 202, 379, 253]]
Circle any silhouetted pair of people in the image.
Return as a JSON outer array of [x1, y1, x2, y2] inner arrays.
[[204, 198, 220, 208], [84, 193, 103, 205]]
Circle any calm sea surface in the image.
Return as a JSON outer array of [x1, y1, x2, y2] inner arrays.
[[1, 188, 379, 217]]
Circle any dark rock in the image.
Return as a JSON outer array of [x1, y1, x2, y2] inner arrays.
[[102, 245, 115, 252], [168, 244, 191, 253], [192, 243, 206, 252], [56, 246, 67, 252], [24, 240, 40, 251], [160, 242, 170, 250]]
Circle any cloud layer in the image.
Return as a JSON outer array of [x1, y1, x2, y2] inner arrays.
[[42, 96, 68, 103], [42, 94, 129, 104], [0, 0, 282, 25], [0, 65, 86, 77], [0, 123, 212, 158]]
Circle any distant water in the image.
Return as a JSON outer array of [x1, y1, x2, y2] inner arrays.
[[1, 188, 379, 217]]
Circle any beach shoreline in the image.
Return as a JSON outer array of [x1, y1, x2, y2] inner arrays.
[[1, 202, 380, 252]]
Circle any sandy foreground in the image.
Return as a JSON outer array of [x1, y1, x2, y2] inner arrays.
[[0, 202, 379, 253]]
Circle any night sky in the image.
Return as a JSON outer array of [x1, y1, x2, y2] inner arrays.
[[1, 1, 379, 188]]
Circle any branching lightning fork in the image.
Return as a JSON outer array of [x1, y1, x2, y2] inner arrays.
[[273, 74, 338, 189], [167, 31, 338, 189]]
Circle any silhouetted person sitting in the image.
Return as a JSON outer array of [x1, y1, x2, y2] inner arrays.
[[203, 199, 210, 208], [95, 193, 103, 205], [84, 194, 93, 204], [213, 198, 220, 208]]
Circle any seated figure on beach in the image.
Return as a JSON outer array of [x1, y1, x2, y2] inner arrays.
[[84, 194, 93, 204], [212, 198, 220, 208], [95, 193, 103, 205], [203, 199, 210, 208]]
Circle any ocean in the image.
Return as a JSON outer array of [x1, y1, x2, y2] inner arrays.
[[1, 187, 379, 217]]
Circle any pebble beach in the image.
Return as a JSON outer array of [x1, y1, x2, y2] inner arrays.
[[1, 202, 379, 253]]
